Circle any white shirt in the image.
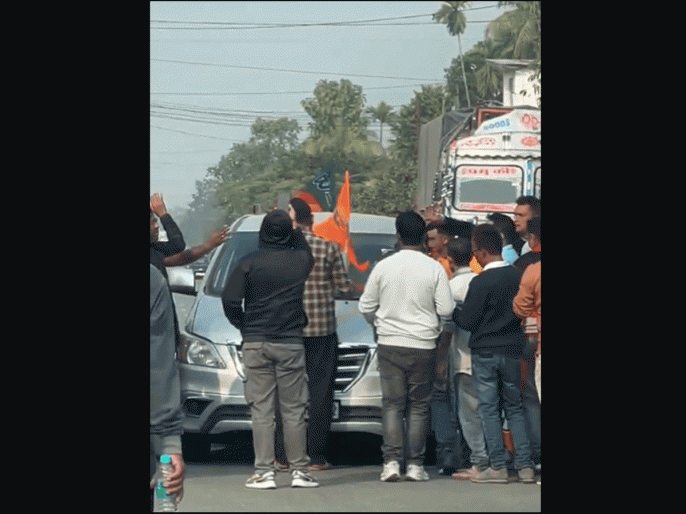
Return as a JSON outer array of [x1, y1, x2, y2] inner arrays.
[[449, 266, 477, 375], [359, 249, 455, 350], [481, 260, 511, 272]]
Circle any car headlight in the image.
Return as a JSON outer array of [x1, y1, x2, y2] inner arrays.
[[226, 343, 246, 381], [177, 333, 226, 369]]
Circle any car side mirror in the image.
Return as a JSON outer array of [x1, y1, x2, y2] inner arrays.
[[167, 267, 197, 296]]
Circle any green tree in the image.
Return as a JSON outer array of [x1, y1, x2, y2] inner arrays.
[[300, 80, 383, 193], [301, 79, 368, 139], [351, 85, 447, 216], [208, 117, 303, 217], [488, 2, 541, 61], [178, 176, 227, 244], [433, 1, 472, 108], [487, 2, 541, 105], [388, 84, 449, 166], [354, 158, 416, 217], [365, 101, 395, 151], [445, 38, 507, 105]]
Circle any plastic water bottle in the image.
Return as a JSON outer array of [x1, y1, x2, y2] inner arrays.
[[155, 454, 177, 512]]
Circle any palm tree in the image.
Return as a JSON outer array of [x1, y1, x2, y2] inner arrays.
[[470, 39, 507, 103], [433, 1, 471, 108], [486, 2, 541, 60], [366, 101, 394, 151], [486, 2, 541, 106]]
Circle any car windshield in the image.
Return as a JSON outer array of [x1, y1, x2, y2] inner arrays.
[[204, 231, 398, 299]]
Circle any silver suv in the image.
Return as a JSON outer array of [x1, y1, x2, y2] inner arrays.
[[170, 212, 398, 459]]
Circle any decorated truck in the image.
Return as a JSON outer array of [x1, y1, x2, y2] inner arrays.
[[423, 106, 541, 223]]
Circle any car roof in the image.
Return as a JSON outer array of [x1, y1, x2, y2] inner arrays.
[[231, 212, 397, 234]]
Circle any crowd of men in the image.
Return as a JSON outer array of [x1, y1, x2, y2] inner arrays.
[[150, 192, 541, 508]]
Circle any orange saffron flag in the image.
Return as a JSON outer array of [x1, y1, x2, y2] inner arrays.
[[313, 170, 369, 272]]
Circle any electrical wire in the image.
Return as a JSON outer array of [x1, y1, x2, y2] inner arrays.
[[150, 124, 245, 141], [150, 83, 441, 96], [149, 4, 501, 29], [150, 13, 434, 29], [150, 58, 439, 81]]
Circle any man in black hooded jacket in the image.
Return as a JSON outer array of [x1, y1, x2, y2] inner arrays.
[[222, 210, 319, 489]]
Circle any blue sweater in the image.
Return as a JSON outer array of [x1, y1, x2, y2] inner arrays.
[[453, 261, 526, 357]]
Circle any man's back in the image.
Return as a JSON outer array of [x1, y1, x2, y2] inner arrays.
[[359, 249, 454, 349], [301, 229, 351, 337], [222, 220, 314, 344], [456, 262, 526, 355]]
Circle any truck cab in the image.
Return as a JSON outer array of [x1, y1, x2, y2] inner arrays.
[[439, 107, 540, 223]]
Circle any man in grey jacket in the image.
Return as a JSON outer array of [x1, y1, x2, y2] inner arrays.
[[150, 264, 185, 507]]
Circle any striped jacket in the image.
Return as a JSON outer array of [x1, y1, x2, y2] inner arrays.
[[301, 227, 352, 337]]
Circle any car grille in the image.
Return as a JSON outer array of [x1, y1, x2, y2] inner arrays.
[[334, 345, 372, 392]]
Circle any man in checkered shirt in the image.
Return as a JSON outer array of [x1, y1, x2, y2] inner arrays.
[[286, 197, 353, 471]]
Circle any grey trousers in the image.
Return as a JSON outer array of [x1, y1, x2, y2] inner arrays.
[[378, 344, 435, 466], [243, 342, 310, 473]]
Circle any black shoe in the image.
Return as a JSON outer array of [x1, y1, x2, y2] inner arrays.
[[438, 466, 457, 476]]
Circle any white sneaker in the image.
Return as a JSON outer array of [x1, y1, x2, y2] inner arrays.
[[245, 470, 276, 489], [405, 463, 429, 481], [291, 470, 319, 488], [380, 461, 401, 482]]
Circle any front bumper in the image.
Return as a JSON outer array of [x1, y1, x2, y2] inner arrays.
[[178, 344, 382, 436]]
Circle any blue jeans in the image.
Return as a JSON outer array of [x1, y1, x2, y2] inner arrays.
[[378, 344, 435, 465], [431, 383, 459, 468], [472, 352, 533, 470]]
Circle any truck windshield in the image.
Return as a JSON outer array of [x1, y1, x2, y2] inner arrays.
[[204, 231, 398, 300], [453, 165, 524, 211], [457, 178, 520, 205]]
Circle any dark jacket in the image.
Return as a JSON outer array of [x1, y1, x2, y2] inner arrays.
[[453, 262, 526, 357], [150, 214, 186, 279], [222, 210, 314, 345]]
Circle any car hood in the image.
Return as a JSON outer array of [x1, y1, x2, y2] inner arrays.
[[187, 293, 377, 347]]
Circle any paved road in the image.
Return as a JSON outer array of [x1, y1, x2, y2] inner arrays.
[[175, 461, 540, 512], [165, 433, 540, 512]]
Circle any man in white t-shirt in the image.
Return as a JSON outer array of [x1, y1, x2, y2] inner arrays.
[[359, 210, 455, 483]]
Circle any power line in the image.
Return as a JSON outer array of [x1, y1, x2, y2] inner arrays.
[[151, 160, 216, 166], [150, 20, 494, 30], [150, 22, 445, 29], [154, 149, 227, 154], [151, 89, 312, 96], [150, 58, 439, 81], [151, 103, 311, 123], [150, 13, 434, 29], [150, 82, 439, 96], [149, 4, 501, 29], [151, 112, 255, 128], [150, 124, 245, 142]]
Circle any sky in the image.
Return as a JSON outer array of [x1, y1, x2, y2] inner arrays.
[[150, 1, 513, 212]]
